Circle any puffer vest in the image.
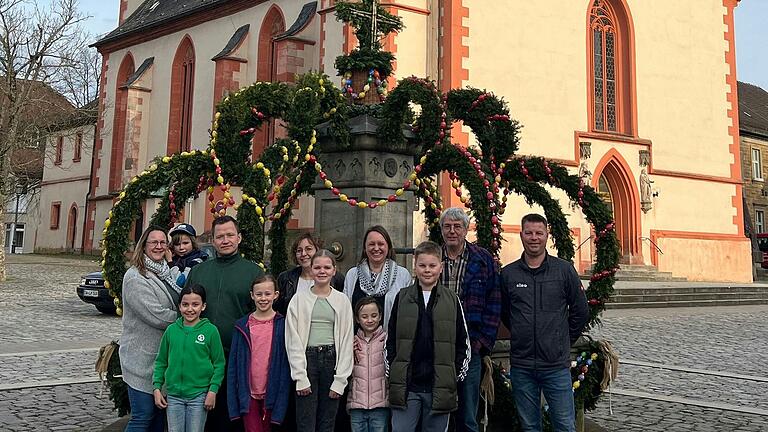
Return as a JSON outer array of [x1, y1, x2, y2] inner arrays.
[[347, 327, 388, 410], [388, 284, 459, 413]]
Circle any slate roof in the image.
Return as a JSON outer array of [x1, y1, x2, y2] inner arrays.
[[95, 0, 318, 48], [739, 81, 768, 139], [95, 0, 230, 46]]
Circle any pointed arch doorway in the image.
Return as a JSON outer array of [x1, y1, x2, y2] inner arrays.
[[592, 149, 643, 264]]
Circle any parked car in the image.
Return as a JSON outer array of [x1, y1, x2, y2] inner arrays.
[[76, 243, 217, 314], [77, 272, 115, 314]]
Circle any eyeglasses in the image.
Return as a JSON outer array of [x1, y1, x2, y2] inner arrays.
[[147, 240, 168, 248]]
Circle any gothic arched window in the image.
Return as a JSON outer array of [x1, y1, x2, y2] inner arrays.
[[588, 0, 635, 135], [167, 36, 195, 155]]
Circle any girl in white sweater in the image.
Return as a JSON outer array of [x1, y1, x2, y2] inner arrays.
[[286, 249, 354, 432]]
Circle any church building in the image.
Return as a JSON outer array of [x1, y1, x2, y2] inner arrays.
[[87, 0, 751, 282]]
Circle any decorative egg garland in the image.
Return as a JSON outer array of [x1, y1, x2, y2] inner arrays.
[[341, 68, 388, 101]]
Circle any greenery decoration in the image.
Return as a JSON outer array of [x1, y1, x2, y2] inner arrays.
[[100, 6, 620, 418], [333, 0, 403, 79]]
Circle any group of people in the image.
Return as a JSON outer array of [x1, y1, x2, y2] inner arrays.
[[118, 208, 589, 432]]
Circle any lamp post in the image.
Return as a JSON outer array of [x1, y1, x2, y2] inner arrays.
[[11, 183, 26, 254]]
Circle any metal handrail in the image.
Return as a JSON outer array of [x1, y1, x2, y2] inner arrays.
[[575, 235, 593, 252], [640, 236, 663, 255]]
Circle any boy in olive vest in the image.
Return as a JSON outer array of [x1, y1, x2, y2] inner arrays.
[[386, 241, 471, 432]]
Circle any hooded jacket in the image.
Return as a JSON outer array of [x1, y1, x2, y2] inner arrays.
[[152, 317, 226, 398], [227, 313, 292, 424]]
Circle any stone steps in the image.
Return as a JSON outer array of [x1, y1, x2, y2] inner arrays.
[[609, 298, 768, 309], [607, 285, 768, 308], [583, 264, 686, 282]]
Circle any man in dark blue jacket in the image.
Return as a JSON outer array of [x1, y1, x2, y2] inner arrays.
[[501, 213, 589, 432]]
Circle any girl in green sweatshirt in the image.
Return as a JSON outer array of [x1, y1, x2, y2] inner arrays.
[[153, 284, 226, 432]]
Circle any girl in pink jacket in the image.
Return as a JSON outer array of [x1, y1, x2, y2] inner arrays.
[[348, 296, 389, 432]]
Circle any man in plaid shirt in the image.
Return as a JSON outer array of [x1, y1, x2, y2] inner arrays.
[[439, 207, 501, 432]]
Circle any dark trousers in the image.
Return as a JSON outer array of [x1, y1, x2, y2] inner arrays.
[[205, 358, 244, 432], [296, 345, 340, 432]]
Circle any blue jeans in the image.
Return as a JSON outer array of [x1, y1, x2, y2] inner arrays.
[[350, 408, 389, 432], [126, 386, 165, 432], [456, 354, 482, 432], [167, 392, 207, 432], [391, 392, 449, 432], [509, 367, 575, 432]]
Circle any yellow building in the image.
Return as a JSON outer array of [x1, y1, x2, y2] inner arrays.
[[86, 0, 751, 282]]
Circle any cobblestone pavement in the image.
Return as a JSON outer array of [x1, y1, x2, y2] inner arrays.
[[0, 383, 116, 432], [588, 394, 767, 432], [587, 305, 768, 431], [2, 255, 768, 431], [0, 254, 122, 431]]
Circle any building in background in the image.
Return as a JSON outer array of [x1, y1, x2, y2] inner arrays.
[[86, 0, 750, 281], [35, 101, 98, 253]]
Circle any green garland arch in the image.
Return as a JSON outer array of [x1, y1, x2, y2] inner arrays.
[[102, 73, 619, 331]]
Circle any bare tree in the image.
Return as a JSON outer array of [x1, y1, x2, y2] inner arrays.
[[0, 0, 89, 280]]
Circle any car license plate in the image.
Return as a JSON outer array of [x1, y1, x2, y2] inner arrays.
[[83, 289, 99, 297]]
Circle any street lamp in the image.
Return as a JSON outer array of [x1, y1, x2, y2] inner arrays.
[[11, 183, 26, 254]]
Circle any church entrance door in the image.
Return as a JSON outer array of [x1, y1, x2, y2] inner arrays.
[[592, 150, 643, 265]]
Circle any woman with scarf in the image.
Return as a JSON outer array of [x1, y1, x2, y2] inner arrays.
[[343, 225, 412, 329], [119, 226, 180, 432]]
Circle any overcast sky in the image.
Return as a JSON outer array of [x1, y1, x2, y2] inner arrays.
[[76, 0, 767, 90]]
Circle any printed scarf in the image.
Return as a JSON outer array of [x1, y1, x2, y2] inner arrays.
[[357, 258, 398, 297]]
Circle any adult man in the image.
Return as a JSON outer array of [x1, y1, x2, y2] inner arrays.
[[501, 213, 589, 432], [439, 207, 500, 432], [185, 215, 264, 431]]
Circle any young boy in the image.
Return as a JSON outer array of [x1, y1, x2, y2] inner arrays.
[[386, 241, 471, 432]]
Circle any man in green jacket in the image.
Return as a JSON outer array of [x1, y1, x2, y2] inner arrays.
[[186, 215, 263, 431]]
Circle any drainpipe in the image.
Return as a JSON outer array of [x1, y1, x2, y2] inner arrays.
[[81, 123, 97, 255]]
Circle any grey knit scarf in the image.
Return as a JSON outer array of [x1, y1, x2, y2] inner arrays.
[[143, 255, 182, 293]]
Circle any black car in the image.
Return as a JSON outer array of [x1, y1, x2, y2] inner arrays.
[[76, 244, 218, 314], [77, 272, 116, 315]]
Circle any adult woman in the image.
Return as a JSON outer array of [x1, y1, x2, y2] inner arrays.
[[119, 226, 179, 432], [275, 233, 345, 315], [343, 225, 412, 329]]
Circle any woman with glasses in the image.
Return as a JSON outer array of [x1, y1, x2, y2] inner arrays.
[[274, 232, 345, 315], [119, 225, 179, 432]]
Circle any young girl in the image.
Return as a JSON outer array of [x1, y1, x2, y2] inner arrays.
[[347, 296, 389, 432], [167, 224, 208, 287], [227, 275, 292, 432], [286, 250, 354, 432], [153, 284, 225, 432]]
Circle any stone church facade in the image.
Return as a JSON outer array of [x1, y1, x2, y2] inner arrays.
[[86, 0, 751, 282]]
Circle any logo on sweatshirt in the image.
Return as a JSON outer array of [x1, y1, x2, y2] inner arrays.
[[516, 283, 528, 288], [196, 334, 206, 345]]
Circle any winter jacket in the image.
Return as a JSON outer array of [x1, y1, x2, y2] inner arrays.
[[274, 266, 346, 315], [185, 253, 264, 353], [347, 327, 388, 411], [500, 253, 589, 369], [386, 282, 471, 413], [227, 314, 292, 424], [169, 249, 208, 287], [452, 242, 502, 356], [153, 317, 226, 398], [285, 288, 355, 395], [119, 266, 178, 394]]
